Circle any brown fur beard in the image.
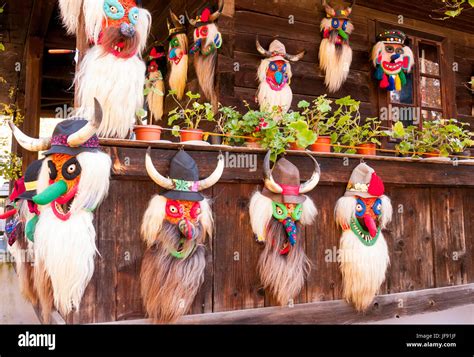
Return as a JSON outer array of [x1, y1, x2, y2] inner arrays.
[[15, 229, 38, 306], [258, 219, 310, 305], [168, 34, 188, 100], [194, 52, 218, 110], [146, 71, 164, 124], [140, 222, 206, 323], [100, 26, 141, 59], [33, 259, 54, 324]]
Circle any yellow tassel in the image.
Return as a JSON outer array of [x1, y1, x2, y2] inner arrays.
[[395, 75, 402, 91]]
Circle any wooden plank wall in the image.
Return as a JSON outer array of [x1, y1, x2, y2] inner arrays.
[[69, 145, 474, 323]]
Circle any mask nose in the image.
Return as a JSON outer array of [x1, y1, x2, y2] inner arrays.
[[275, 71, 284, 85], [391, 53, 400, 62], [178, 218, 196, 241], [120, 23, 136, 38]]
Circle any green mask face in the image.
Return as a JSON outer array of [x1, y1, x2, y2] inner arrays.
[[272, 202, 303, 222]]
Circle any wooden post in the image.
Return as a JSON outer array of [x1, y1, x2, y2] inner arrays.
[[20, 36, 44, 171], [74, 5, 89, 108]]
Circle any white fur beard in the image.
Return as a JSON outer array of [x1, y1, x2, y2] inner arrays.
[[257, 81, 293, 115], [319, 38, 352, 93], [34, 207, 97, 316], [169, 55, 188, 101], [339, 230, 389, 311], [146, 72, 164, 123], [75, 46, 146, 138]]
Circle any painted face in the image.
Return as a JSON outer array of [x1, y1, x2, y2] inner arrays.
[[354, 196, 382, 238], [323, 17, 351, 44], [272, 202, 302, 255], [164, 199, 202, 259], [377, 43, 411, 75], [168, 36, 184, 65], [34, 154, 82, 221], [99, 0, 140, 58], [266, 60, 289, 91]]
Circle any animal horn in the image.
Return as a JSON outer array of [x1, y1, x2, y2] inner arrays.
[[145, 147, 175, 189], [167, 18, 172, 32], [8, 122, 51, 152], [197, 152, 224, 191], [284, 50, 306, 62], [299, 153, 321, 194], [322, 0, 336, 17], [256, 37, 272, 57], [67, 98, 103, 147], [210, 0, 224, 22], [185, 10, 197, 26], [170, 9, 181, 27], [263, 151, 283, 194]]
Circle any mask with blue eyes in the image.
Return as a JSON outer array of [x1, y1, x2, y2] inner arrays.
[[266, 60, 289, 91], [354, 196, 382, 239]]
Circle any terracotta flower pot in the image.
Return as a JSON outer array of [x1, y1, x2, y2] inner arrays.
[[134, 125, 162, 141], [356, 143, 377, 156], [244, 137, 262, 149], [288, 142, 306, 151], [180, 129, 204, 142], [310, 136, 331, 153]]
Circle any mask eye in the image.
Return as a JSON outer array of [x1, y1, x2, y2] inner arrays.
[[332, 18, 340, 29], [48, 160, 58, 180], [269, 62, 278, 71], [281, 63, 287, 72], [200, 26, 208, 37], [190, 202, 201, 219], [170, 38, 179, 48], [395, 47, 404, 55], [166, 200, 183, 218], [373, 198, 382, 216], [385, 45, 394, 53], [272, 202, 288, 220], [292, 204, 303, 221], [104, 0, 125, 20], [355, 198, 366, 218], [342, 20, 348, 31], [62, 157, 82, 180], [128, 7, 139, 25]]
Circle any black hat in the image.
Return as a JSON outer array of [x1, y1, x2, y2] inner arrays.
[[44, 119, 100, 157], [17, 159, 43, 201], [377, 29, 407, 45], [161, 151, 204, 201]]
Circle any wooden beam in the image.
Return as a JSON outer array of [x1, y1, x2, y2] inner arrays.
[[103, 284, 474, 324]]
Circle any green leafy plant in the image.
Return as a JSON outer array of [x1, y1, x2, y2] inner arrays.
[[431, 0, 474, 19], [215, 105, 242, 145], [281, 110, 317, 149], [297, 95, 335, 138], [168, 90, 215, 136]]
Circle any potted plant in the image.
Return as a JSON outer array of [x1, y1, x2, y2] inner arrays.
[[281, 110, 317, 151], [134, 108, 163, 141], [436, 119, 473, 157], [214, 105, 242, 146], [298, 96, 335, 153], [332, 97, 387, 156], [168, 91, 215, 143]]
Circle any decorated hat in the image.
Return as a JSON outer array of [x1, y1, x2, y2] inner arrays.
[[187, 0, 223, 27], [9, 177, 26, 202], [377, 29, 407, 45], [17, 159, 43, 201], [323, 0, 354, 19], [256, 39, 306, 63], [145, 148, 224, 202], [262, 151, 321, 204], [345, 163, 385, 198]]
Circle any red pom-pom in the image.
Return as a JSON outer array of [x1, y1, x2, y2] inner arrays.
[[201, 8, 211, 22], [368, 172, 385, 196], [380, 73, 389, 89]]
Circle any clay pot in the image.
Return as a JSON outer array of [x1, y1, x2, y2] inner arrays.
[[244, 137, 262, 149], [133, 125, 162, 141], [356, 143, 377, 156], [288, 142, 307, 151], [310, 136, 331, 153], [180, 129, 204, 142]]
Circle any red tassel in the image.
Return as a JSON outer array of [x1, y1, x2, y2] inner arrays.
[[380, 73, 389, 89], [201, 8, 211, 22], [368, 172, 385, 196]]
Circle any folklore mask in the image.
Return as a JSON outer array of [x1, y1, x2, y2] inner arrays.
[[9, 99, 112, 322], [71, 0, 151, 138], [256, 39, 305, 115], [249, 152, 320, 305], [335, 163, 392, 311], [187, 0, 224, 107], [168, 10, 189, 100], [141, 149, 224, 323], [319, 0, 355, 92], [372, 30, 414, 91], [145, 45, 166, 124]]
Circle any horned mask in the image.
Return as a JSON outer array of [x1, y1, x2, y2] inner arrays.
[[319, 0, 355, 92], [168, 10, 189, 100], [256, 39, 305, 115], [249, 152, 319, 305], [140, 149, 223, 323], [335, 163, 392, 311]]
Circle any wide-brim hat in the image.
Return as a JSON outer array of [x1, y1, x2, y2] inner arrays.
[[262, 158, 306, 204], [160, 150, 204, 202], [17, 159, 43, 201], [43, 119, 100, 157], [344, 163, 385, 198]]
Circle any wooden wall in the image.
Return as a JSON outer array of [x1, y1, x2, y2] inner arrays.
[[68, 142, 474, 323]]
